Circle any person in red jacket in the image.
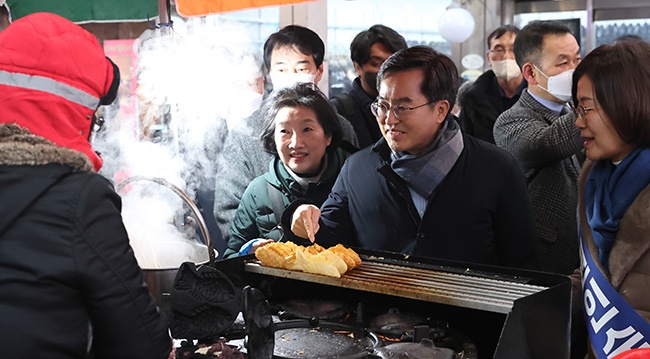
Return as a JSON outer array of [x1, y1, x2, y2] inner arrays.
[[0, 12, 172, 359]]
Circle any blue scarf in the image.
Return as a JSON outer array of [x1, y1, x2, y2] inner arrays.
[[585, 147, 650, 272]]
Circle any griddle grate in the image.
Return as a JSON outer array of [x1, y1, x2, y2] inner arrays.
[[244, 259, 547, 314]]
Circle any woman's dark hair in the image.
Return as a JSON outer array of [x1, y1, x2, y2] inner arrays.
[[378, 45, 459, 110], [260, 82, 342, 155], [572, 40, 650, 147]]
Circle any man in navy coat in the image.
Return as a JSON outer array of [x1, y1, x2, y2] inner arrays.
[[286, 46, 538, 270]]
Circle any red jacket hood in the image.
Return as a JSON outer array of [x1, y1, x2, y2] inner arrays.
[[0, 12, 117, 171]]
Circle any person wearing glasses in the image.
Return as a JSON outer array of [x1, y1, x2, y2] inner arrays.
[[459, 25, 527, 144], [570, 40, 650, 358], [493, 20, 585, 275], [283, 46, 537, 269], [223, 83, 347, 258]]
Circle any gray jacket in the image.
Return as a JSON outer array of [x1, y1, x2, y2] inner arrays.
[[494, 89, 584, 274]]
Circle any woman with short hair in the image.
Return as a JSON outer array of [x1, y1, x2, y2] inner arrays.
[[223, 83, 348, 258]]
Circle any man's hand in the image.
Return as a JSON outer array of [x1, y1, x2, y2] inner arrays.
[[291, 204, 321, 243]]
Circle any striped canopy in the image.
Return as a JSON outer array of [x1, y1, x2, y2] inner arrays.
[[176, 0, 314, 17], [4, 0, 315, 22]]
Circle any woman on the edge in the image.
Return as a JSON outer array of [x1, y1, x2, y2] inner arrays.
[[572, 39, 650, 358]]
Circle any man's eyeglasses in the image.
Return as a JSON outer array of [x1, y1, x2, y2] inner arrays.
[[489, 47, 515, 58], [370, 99, 436, 120], [574, 104, 597, 121]]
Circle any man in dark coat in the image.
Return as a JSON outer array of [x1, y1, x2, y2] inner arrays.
[[0, 13, 171, 359], [286, 46, 538, 270], [459, 25, 527, 144], [331, 24, 408, 148]]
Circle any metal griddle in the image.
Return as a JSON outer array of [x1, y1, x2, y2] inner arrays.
[[244, 257, 546, 314], [214, 249, 573, 358]]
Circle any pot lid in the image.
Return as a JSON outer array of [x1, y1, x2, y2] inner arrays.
[[368, 308, 427, 338], [272, 319, 379, 359], [278, 299, 349, 321]]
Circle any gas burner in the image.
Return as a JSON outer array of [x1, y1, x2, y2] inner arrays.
[[370, 338, 456, 359], [368, 308, 429, 339], [275, 299, 350, 322], [366, 308, 477, 359]]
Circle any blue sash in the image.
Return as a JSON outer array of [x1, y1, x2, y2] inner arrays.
[[580, 237, 650, 358]]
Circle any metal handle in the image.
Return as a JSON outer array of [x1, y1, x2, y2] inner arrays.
[[116, 175, 215, 264]]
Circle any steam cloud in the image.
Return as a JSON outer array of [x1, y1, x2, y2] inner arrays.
[[94, 16, 263, 267]]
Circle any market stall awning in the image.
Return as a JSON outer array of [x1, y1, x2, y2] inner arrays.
[[4, 0, 158, 23], [175, 0, 315, 17]]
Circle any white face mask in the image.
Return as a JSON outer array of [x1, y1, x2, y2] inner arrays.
[[491, 59, 521, 82], [534, 64, 574, 102], [271, 72, 317, 91]]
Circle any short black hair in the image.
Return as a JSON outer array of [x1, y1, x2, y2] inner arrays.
[[486, 24, 520, 49], [350, 24, 408, 65], [260, 82, 341, 155], [572, 40, 650, 148], [514, 20, 573, 69], [263, 25, 325, 71], [378, 46, 459, 111]]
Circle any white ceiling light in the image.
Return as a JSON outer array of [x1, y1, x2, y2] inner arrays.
[[439, 1, 475, 43]]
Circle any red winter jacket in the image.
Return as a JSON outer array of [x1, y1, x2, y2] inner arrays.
[[0, 12, 116, 171]]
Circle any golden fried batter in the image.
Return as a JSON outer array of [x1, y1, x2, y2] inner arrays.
[[254, 242, 362, 277]]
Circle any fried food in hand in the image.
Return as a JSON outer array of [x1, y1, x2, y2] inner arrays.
[[254, 242, 362, 277]]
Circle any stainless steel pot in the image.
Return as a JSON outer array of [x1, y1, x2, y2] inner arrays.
[[116, 176, 215, 323]]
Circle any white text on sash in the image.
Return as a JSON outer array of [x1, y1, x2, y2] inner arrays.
[[580, 242, 650, 358]]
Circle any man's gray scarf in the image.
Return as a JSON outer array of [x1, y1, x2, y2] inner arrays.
[[390, 116, 464, 199]]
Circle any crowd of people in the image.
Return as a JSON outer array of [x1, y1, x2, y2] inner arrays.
[[1, 9, 649, 359]]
